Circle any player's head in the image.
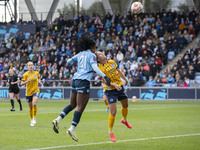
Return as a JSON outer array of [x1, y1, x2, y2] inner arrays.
[[26, 61, 34, 71], [8, 69, 14, 76], [77, 33, 96, 53], [95, 51, 106, 63]]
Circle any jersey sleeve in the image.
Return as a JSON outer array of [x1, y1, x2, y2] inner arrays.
[[90, 54, 97, 65], [22, 73, 27, 81], [71, 54, 78, 62]]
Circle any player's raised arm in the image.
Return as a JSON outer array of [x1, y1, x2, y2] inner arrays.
[[117, 68, 128, 86]]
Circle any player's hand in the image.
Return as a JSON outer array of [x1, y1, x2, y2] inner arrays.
[[27, 77, 31, 82], [104, 76, 111, 86], [124, 80, 128, 86], [39, 81, 42, 85], [114, 84, 122, 91], [11, 82, 14, 85]]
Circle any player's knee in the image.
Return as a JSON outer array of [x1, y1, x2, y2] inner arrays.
[[70, 104, 76, 109], [110, 110, 117, 116]]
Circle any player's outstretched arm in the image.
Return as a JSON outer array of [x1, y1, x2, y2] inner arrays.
[[21, 78, 31, 86]]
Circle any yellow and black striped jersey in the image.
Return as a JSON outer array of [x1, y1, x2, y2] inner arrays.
[[98, 60, 123, 91]]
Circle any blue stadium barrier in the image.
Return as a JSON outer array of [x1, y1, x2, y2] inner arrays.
[[0, 87, 200, 100]]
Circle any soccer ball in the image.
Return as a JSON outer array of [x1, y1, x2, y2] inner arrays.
[[132, 96, 137, 102], [131, 2, 143, 14]]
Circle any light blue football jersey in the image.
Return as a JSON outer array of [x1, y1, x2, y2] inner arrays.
[[71, 50, 97, 81]]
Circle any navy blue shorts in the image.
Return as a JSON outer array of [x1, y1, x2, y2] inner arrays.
[[71, 79, 90, 95], [26, 92, 40, 102], [105, 86, 128, 104]]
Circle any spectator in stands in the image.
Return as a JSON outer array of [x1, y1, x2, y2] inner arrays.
[[178, 80, 188, 87], [191, 80, 199, 87], [146, 76, 155, 87], [167, 74, 175, 84], [132, 72, 141, 86]]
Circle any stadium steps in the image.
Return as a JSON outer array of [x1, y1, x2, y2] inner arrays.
[[161, 34, 200, 72]]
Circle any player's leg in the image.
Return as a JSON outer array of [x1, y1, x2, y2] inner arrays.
[[103, 93, 109, 112], [67, 93, 89, 142], [120, 98, 132, 129], [28, 100, 34, 126], [9, 92, 15, 111], [108, 102, 117, 142], [52, 92, 77, 134], [15, 91, 22, 111], [32, 95, 39, 125]]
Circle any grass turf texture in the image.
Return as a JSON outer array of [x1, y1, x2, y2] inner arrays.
[[0, 100, 200, 150]]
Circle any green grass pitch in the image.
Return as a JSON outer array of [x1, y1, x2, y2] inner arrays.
[[0, 99, 200, 150]]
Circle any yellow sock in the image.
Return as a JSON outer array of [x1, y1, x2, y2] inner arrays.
[[33, 106, 37, 118], [29, 109, 33, 119], [104, 100, 109, 107], [108, 114, 115, 131], [121, 107, 128, 120]]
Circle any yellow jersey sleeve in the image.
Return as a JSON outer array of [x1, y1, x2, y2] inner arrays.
[[22, 72, 27, 81]]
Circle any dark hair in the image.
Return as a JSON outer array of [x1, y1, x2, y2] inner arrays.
[[77, 33, 96, 51]]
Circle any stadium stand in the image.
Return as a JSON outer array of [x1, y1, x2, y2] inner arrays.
[[0, 9, 200, 87]]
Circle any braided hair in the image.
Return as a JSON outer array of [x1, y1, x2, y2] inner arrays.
[[77, 33, 96, 52]]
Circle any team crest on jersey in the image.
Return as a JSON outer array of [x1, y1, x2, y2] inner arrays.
[[111, 64, 115, 68], [34, 75, 37, 78], [93, 56, 96, 61]]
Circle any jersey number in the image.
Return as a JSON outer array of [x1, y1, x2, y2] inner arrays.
[[79, 56, 87, 68]]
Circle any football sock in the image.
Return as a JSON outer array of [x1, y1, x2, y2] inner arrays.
[[29, 109, 33, 119], [108, 114, 115, 132], [33, 106, 37, 118], [69, 125, 76, 132], [104, 100, 109, 107], [72, 111, 82, 127], [10, 99, 14, 108], [17, 99, 22, 107], [59, 105, 73, 119], [121, 107, 128, 122]]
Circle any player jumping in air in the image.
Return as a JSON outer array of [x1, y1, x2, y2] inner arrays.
[[52, 33, 111, 142]]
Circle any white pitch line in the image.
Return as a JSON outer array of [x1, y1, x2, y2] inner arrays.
[[27, 133, 200, 150]]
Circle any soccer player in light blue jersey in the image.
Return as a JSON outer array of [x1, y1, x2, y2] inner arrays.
[[52, 33, 111, 142]]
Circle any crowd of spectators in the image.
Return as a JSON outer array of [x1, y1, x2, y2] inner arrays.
[[0, 8, 200, 87]]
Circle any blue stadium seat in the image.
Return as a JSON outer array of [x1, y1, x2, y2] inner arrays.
[[25, 33, 30, 40], [137, 57, 142, 64], [168, 51, 175, 60]]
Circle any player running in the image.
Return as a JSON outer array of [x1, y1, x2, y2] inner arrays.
[[21, 61, 42, 126], [52, 33, 111, 142], [6, 69, 22, 111], [96, 51, 132, 142]]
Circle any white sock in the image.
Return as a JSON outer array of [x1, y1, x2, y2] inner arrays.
[[33, 117, 36, 121], [109, 130, 113, 134], [123, 119, 127, 122], [69, 125, 76, 132], [56, 116, 62, 123]]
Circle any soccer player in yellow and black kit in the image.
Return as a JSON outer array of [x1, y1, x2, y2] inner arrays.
[[21, 61, 42, 126], [96, 51, 132, 142]]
